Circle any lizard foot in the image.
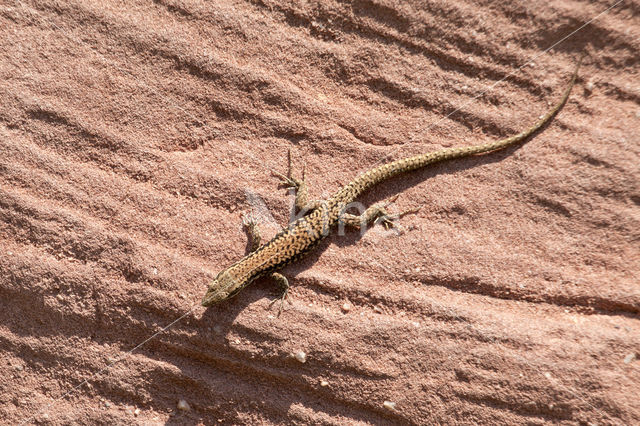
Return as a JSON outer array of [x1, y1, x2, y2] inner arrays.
[[268, 288, 292, 317], [271, 170, 301, 190], [376, 206, 421, 230]]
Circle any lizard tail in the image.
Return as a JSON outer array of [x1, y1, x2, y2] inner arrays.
[[339, 56, 582, 202], [440, 55, 582, 157]]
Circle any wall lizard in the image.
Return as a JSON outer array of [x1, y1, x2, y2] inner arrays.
[[202, 60, 582, 312]]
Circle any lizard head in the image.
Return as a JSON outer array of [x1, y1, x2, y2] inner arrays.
[[201, 270, 242, 307]]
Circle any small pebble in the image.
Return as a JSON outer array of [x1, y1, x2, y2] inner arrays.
[[341, 302, 352, 313], [177, 399, 191, 411], [134, 408, 141, 416], [623, 353, 636, 364], [295, 351, 307, 363], [320, 380, 329, 387], [373, 306, 383, 314], [383, 401, 397, 411], [13, 364, 23, 371], [544, 372, 552, 379], [585, 80, 595, 93], [105, 402, 111, 408]]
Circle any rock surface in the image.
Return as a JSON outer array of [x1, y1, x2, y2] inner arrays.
[[1, 0, 638, 424]]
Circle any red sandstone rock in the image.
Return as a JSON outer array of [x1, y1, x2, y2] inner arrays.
[[1, 0, 638, 424]]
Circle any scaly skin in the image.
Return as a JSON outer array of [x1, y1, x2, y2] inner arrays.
[[202, 60, 581, 309]]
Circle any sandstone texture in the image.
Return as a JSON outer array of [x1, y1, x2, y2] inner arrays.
[[1, 0, 638, 424]]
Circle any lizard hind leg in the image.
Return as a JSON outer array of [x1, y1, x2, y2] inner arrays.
[[271, 149, 324, 219], [340, 195, 420, 230]]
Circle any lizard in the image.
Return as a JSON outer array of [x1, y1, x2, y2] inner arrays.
[[201, 59, 582, 312]]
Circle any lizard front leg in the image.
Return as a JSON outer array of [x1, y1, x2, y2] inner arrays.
[[242, 214, 263, 253], [267, 272, 292, 316]]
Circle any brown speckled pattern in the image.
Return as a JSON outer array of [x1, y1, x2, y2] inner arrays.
[[201, 61, 580, 307]]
